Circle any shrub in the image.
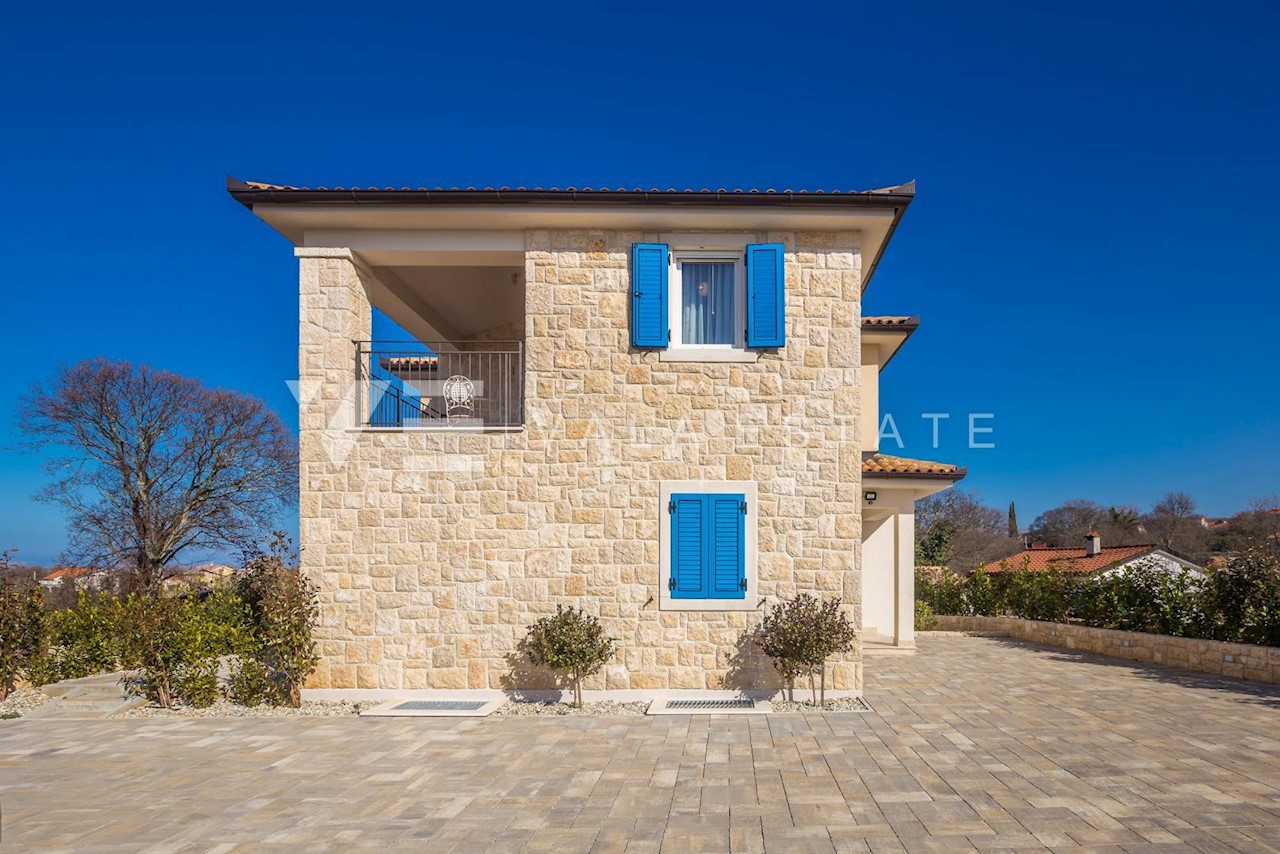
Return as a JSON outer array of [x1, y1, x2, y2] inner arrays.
[[755, 594, 857, 705], [118, 592, 233, 709], [1199, 548, 1280, 646], [36, 591, 125, 682], [236, 541, 320, 708], [229, 656, 272, 707], [914, 600, 938, 631], [965, 567, 1000, 616], [916, 568, 966, 615], [0, 558, 45, 701], [1002, 566, 1072, 622], [1098, 559, 1202, 636], [519, 605, 616, 708], [1073, 574, 1122, 629]]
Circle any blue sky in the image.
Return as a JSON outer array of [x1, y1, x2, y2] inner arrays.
[[2, 1, 1277, 564]]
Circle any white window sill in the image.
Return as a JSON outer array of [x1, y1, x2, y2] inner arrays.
[[659, 348, 760, 364], [659, 597, 762, 612]]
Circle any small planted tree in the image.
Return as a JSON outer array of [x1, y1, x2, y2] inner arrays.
[[755, 594, 857, 706], [235, 535, 320, 708], [0, 550, 46, 701], [519, 606, 615, 708]]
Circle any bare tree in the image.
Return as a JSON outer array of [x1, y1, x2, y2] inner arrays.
[[1215, 495, 1280, 551], [915, 489, 1020, 572], [1145, 490, 1201, 553], [18, 359, 298, 593], [1248, 495, 1280, 514], [1028, 499, 1108, 547]]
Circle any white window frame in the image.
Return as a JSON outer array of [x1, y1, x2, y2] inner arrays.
[[668, 251, 745, 352], [658, 480, 759, 612]]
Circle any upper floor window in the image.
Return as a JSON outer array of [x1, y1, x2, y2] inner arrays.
[[631, 242, 786, 358], [672, 254, 745, 349]]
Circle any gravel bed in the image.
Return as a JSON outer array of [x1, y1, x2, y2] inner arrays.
[[494, 700, 649, 716], [770, 696, 871, 713], [117, 699, 373, 718], [0, 688, 51, 719]]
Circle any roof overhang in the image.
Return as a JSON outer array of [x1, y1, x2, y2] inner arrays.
[[227, 178, 914, 291], [862, 473, 964, 504], [862, 317, 919, 369], [862, 452, 966, 503]]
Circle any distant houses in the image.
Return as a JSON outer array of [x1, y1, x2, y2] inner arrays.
[[35, 563, 239, 595], [159, 564, 238, 592], [38, 567, 104, 592]]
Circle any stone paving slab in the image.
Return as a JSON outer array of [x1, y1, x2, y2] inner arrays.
[[1, 637, 1279, 851]]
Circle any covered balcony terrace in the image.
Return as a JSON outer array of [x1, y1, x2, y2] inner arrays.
[[354, 248, 525, 431]]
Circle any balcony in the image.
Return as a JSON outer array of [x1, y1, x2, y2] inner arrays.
[[356, 340, 524, 430]]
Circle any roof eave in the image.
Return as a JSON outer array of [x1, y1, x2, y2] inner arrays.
[[226, 176, 916, 212], [863, 318, 920, 368]]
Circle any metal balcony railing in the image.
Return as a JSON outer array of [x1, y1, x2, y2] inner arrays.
[[355, 341, 524, 429]]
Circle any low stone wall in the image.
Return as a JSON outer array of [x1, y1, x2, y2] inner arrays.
[[933, 616, 1280, 685]]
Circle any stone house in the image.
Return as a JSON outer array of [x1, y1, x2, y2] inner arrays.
[[228, 179, 965, 697]]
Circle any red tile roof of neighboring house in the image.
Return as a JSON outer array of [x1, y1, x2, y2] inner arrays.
[[862, 316, 918, 328], [987, 544, 1158, 574], [41, 567, 94, 582], [381, 356, 439, 372], [862, 453, 966, 479]]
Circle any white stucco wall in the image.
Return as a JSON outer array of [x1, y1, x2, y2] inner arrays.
[[861, 515, 895, 635]]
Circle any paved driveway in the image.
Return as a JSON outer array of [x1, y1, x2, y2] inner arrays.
[[2, 637, 1279, 852]]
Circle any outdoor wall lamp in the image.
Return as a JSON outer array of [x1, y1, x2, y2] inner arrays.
[[864, 490, 877, 503]]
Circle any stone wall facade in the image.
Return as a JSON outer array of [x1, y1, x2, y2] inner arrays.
[[297, 229, 866, 692], [933, 615, 1280, 685]]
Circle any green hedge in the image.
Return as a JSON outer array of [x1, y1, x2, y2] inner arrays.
[[917, 547, 1280, 647], [16, 563, 320, 709]]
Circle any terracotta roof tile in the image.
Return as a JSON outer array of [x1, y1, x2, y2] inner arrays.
[[41, 567, 94, 582], [862, 316, 917, 327], [862, 454, 966, 478], [381, 356, 439, 371], [987, 545, 1157, 574]]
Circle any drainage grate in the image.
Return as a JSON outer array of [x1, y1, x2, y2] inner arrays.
[[664, 699, 756, 711], [391, 700, 487, 712]]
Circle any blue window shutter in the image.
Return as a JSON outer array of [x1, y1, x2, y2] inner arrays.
[[670, 494, 706, 598], [631, 243, 669, 348], [709, 495, 747, 599], [745, 243, 785, 348]]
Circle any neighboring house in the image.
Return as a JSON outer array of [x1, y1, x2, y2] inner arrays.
[[229, 178, 965, 695], [160, 563, 238, 592], [38, 567, 103, 592], [987, 533, 1204, 576]]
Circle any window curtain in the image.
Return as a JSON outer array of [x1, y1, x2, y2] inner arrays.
[[681, 262, 735, 345]]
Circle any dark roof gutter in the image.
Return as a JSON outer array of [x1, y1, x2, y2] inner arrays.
[[863, 466, 968, 481], [862, 202, 907, 293], [226, 176, 915, 210]]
